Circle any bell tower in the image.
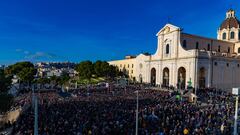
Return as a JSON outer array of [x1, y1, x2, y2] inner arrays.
[[217, 9, 240, 43]]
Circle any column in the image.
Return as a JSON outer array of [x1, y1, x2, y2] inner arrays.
[[207, 59, 212, 87]]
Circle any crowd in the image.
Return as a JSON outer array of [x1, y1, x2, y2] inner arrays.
[[197, 88, 234, 105], [10, 85, 236, 135]]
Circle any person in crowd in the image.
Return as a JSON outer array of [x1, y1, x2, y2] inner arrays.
[[11, 85, 235, 135]]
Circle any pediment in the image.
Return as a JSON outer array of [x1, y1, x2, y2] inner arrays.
[[156, 23, 180, 36]]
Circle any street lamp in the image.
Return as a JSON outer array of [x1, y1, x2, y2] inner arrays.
[[34, 95, 38, 135], [32, 84, 38, 135], [232, 88, 240, 135], [134, 90, 139, 135]]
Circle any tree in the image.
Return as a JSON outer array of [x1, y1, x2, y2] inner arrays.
[[6, 62, 37, 87], [0, 94, 13, 113], [108, 65, 118, 79], [50, 75, 57, 87], [36, 77, 50, 87], [93, 61, 120, 79], [60, 71, 70, 86], [0, 69, 13, 113], [101, 61, 110, 77], [0, 69, 12, 93], [94, 60, 103, 77], [17, 67, 36, 83], [76, 60, 122, 83], [75, 61, 93, 81], [5, 61, 35, 75]]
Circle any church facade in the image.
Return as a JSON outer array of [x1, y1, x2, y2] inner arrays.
[[109, 9, 240, 90]]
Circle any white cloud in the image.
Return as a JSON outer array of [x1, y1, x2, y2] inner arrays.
[[15, 49, 58, 61], [25, 52, 57, 60]]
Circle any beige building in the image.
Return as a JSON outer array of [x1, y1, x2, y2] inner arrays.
[[109, 55, 137, 79], [109, 9, 240, 90]]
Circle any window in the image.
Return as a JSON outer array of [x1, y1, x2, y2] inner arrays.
[[218, 46, 221, 52], [196, 42, 199, 49], [207, 44, 210, 51], [182, 40, 187, 48], [222, 33, 226, 39], [132, 64, 134, 68], [228, 47, 230, 53], [226, 63, 229, 67], [238, 64, 240, 67], [166, 44, 170, 54], [231, 32, 235, 39], [131, 70, 133, 74], [214, 62, 218, 66], [238, 48, 240, 53], [128, 64, 129, 68]]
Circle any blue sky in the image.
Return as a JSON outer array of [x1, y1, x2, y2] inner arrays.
[[0, 0, 239, 65]]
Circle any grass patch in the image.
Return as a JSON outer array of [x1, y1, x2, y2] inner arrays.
[[77, 77, 106, 85]]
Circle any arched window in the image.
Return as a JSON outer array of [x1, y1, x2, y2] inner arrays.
[[222, 33, 226, 39], [199, 67, 206, 88], [218, 46, 221, 52], [182, 40, 187, 48], [231, 32, 235, 39], [151, 68, 156, 86], [177, 67, 186, 89], [162, 67, 169, 87], [228, 47, 230, 53], [207, 44, 210, 51], [196, 42, 199, 49], [238, 47, 240, 53], [166, 44, 169, 54]]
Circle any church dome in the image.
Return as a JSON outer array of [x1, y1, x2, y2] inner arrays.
[[217, 9, 240, 42], [220, 17, 240, 30]]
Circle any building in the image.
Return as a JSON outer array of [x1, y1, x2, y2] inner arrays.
[[0, 65, 5, 70], [35, 62, 77, 78], [109, 9, 240, 90]]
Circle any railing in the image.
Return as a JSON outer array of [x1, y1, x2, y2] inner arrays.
[[197, 50, 239, 58]]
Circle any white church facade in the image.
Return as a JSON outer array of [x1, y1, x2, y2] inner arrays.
[[109, 9, 240, 90]]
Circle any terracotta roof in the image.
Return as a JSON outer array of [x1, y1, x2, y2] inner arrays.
[[220, 17, 240, 30], [181, 33, 234, 44]]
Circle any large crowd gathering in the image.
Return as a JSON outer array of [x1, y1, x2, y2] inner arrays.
[[1, 84, 238, 135]]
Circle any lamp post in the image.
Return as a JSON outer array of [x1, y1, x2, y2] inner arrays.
[[75, 81, 77, 89], [32, 84, 38, 135], [32, 85, 35, 108], [232, 88, 239, 135], [134, 90, 139, 135], [34, 96, 38, 135], [234, 96, 238, 135]]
